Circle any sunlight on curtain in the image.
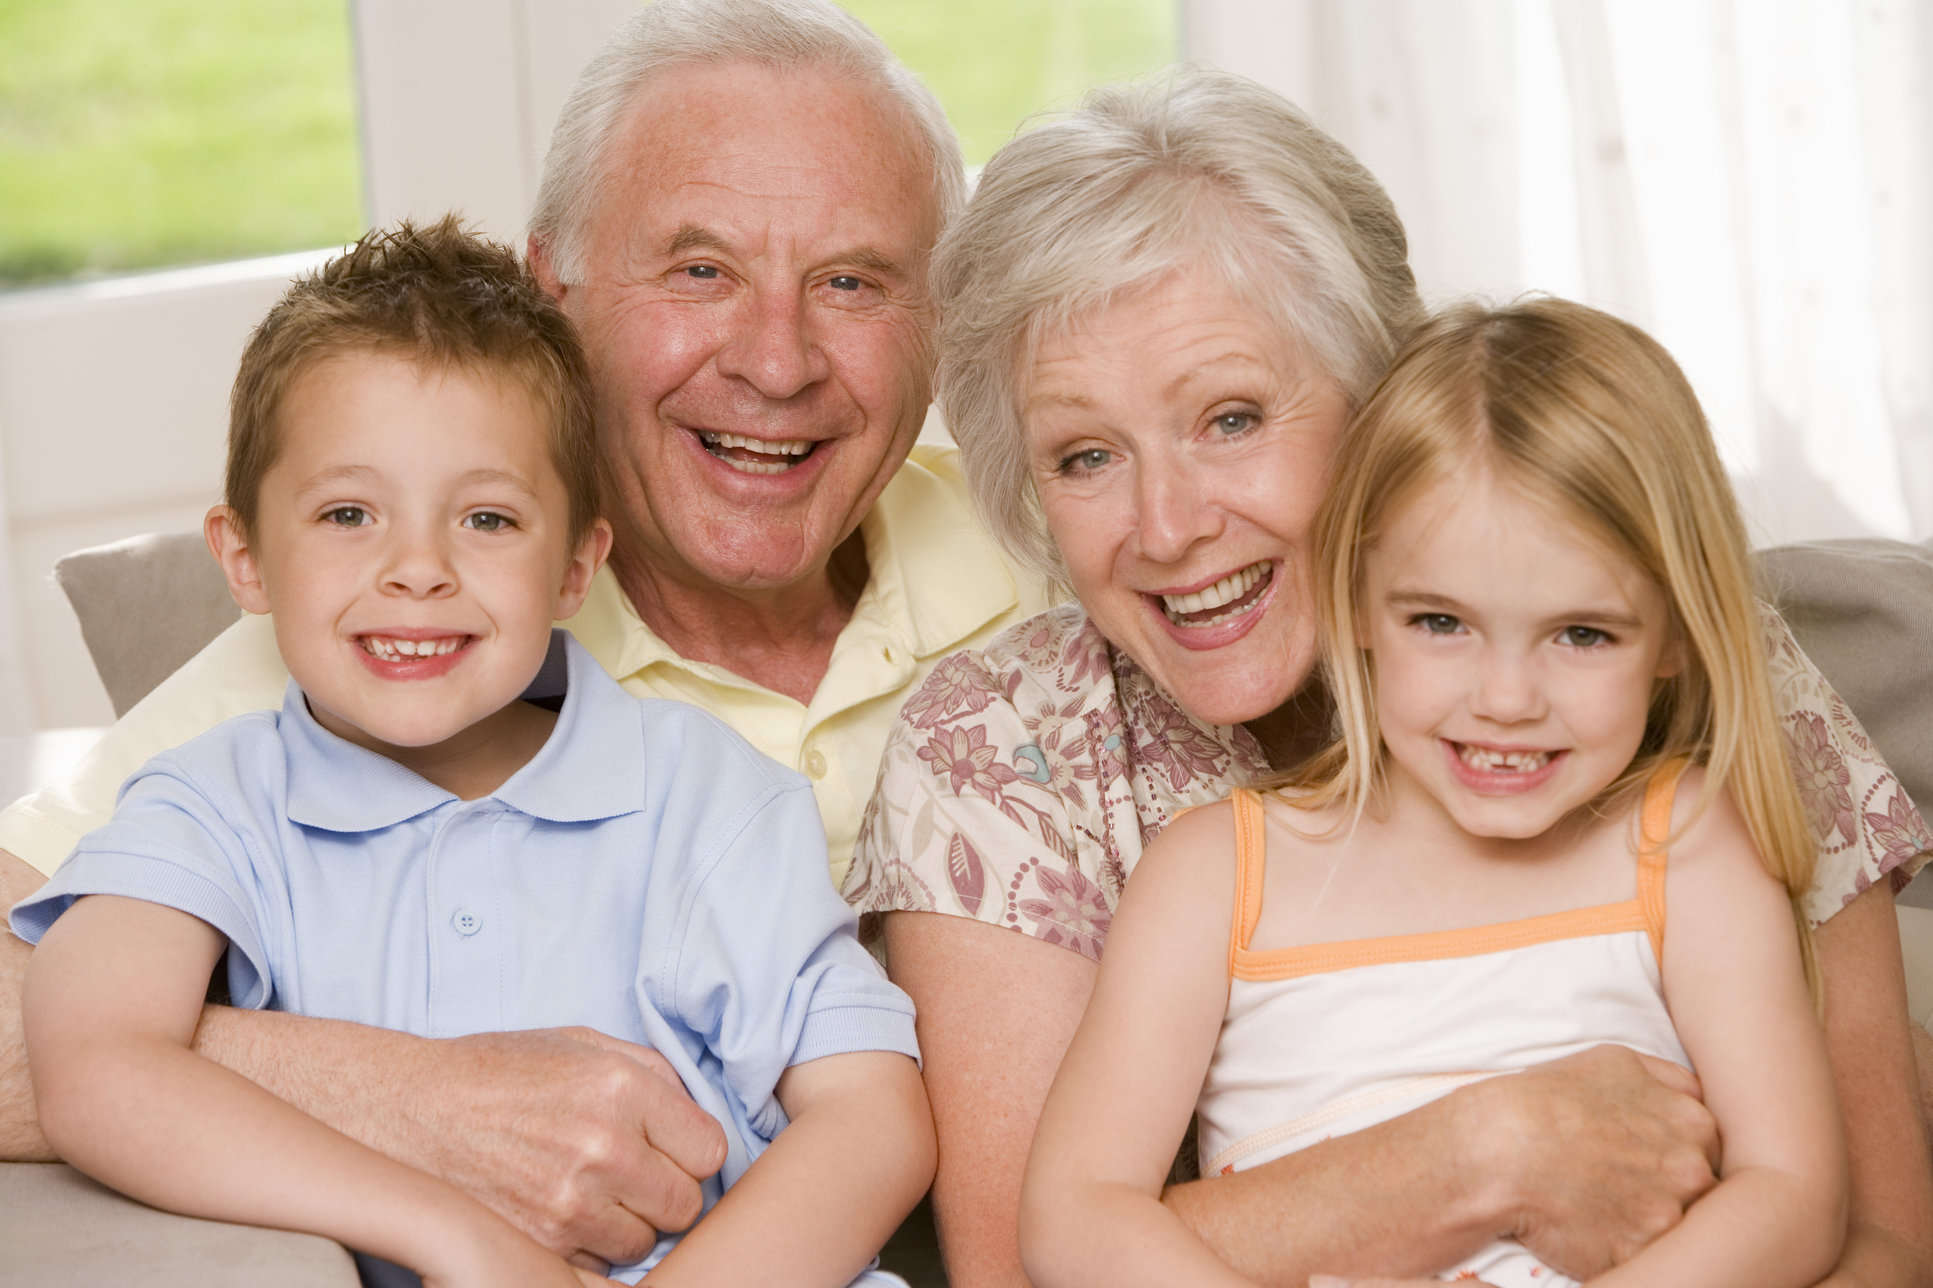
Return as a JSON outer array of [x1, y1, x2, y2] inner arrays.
[[1185, 0, 1933, 547]]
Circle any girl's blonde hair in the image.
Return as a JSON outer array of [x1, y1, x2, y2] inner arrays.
[[1291, 297, 1818, 988]]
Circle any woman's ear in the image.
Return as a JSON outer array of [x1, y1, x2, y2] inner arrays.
[[553, 517, 614, 621], [204, 505, 273, 615]]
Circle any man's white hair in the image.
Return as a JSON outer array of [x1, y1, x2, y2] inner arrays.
[[528, 0, 965, 284]]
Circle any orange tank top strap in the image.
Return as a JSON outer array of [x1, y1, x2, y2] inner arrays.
[[1636, 757, 1692, 967], [1227, 788, 1269, 975]]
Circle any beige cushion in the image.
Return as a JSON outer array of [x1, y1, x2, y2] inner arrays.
[[54, 532, 241, 718], [0, 1162, 357, 1286]]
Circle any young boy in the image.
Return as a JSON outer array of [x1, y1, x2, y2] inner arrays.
[[10, 219, 934, 1288]]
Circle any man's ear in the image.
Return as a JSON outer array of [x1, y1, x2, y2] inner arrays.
[[204, 505, 273, 615], [527, 234, 568, 306], [554, 518, 614, 621]]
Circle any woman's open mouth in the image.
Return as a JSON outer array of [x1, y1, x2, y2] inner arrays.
[[1157, 561, 1273, 628], [697, 430, 818, 475]]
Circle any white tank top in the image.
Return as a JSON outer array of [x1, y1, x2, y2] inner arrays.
[[1195, 766, 1692, 1287]]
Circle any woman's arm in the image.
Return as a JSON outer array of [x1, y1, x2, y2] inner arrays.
[[890, 911, 1719, 1288], [643, 1051, 936, 1286], [25, 894, 608, 1288]]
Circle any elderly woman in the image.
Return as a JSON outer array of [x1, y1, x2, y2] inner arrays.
[[845, 69, 1933, 1288]]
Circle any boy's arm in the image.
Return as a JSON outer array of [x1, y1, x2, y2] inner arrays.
[[25, 893, 608, 1288], [1586, 783, 1848, 1288], [2, 843, 722, 1265], [1018, 804, 1263, 1288], [644, 1050, 935, 1285]]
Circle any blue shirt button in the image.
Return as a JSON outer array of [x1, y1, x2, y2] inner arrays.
[[452, 909, 481, 936]]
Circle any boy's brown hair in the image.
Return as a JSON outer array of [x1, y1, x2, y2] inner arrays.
[[226, 216, 601, 540]]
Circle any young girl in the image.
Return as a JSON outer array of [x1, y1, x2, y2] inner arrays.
[[1018, 297, 1846, 1288]]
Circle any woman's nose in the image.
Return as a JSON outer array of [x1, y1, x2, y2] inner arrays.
[[1132, 457, 1223, 565]]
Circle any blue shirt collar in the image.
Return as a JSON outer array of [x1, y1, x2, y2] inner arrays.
[[282, 631, 645, 832]]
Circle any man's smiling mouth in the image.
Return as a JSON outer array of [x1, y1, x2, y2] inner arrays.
[[697, 430, 817, 475]]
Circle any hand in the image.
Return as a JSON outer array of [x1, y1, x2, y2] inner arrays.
[[402, 1027, 727, 1269], [419, 1204, 633, 1288], [1459, 1045, 1719, 1278], [1309, 1279, 1499, 1288]]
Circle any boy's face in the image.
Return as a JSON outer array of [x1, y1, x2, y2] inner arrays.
[[208, 351, 609, 766]]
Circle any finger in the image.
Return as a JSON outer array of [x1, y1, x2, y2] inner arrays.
[[626, 1064, 729, 1180], [1633, 1050, 1703, 1101], [560, 1201, 662, 1268], [565, 1250, 611, 1275]]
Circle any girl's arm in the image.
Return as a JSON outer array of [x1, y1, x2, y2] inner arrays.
[[24, 894, 610, 1288], [641, 1049, 935, 1285], [1589, 780, 1849, 1288], [1016, 803, 1259, 1288]]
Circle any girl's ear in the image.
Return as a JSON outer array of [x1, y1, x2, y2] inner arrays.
[[1655, 622, 1687, 680], [553, 517, 614, 621], [204, 505, 273, 615]]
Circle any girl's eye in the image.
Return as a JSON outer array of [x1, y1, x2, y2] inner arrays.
[[1413, 613, 1463, 635], [323, 507, 369, 528], [464, 512, 514, 533], [1058, 447, 1113, 475], [1561, 625, 1612, 648]]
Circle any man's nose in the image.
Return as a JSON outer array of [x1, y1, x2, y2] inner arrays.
[[716, 287, 830, 399], [1133, 455, 1223, 565]]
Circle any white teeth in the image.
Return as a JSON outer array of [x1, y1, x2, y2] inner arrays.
[[698, 430, 815, 470], [1160, 562, 1270, 626], [362, 635, 465, 661], [1457, 745, 1553, 773]]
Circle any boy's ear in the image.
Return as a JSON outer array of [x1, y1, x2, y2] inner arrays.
[[204, 505, 273, 616], [554, 518, 613, 621]]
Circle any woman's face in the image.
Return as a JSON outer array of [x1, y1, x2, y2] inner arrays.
[[1024, 270, 1351, 727]]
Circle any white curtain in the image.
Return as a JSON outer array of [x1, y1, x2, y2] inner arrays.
[[1182, 0, 1933, 548]]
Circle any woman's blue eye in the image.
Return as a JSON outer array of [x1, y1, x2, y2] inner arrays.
[[465, 512, 513, 533], [323, 507, 368, 527], [1214, 411, 1256, 435], [1060, 448, 1111, 474], [1561, 625, 1611, 648]]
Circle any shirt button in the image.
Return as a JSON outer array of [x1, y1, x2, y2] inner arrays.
[[805, 749, 829, 779], [452, 909, 481, 936]]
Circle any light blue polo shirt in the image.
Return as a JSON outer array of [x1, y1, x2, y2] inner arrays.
[[13, 631, 918, 1285]]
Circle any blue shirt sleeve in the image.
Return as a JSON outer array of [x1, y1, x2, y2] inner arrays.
[[9, 751, 281, 1010], [652, 775, 919, 1146]]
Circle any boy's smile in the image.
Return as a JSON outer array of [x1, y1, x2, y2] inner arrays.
[[207, 351, 609, 794], [1362, 467, 1677, 843]]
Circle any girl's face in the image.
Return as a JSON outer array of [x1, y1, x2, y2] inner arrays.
[[1024, 269, 1352, 727], [1361, 467, 1679, 841]]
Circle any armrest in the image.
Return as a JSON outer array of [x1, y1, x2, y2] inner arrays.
[[0, 1161, 358, 1286]]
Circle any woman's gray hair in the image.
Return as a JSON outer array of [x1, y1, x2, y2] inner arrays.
[[937, 66, 1427, 588], [528, 0, 965, 284]]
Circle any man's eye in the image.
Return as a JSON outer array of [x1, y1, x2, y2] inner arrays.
[[684, 264, 720, 279], [1561, 625, 1611, 648], [464, 512, 514, 533], [323, 507, 368, 527], [1413, 613, 1462, 635], [828, 275, 863, 291]]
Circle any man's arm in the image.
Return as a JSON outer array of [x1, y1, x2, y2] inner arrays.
[[886, 910, 1719, 1288], [2, 845, 725, 1267]]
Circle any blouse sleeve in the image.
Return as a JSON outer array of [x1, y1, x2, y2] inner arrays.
[[847, 616, 1125, 964], [1763, 604, 1933, 923]]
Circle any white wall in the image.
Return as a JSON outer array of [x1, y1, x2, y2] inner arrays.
[[0, 0, 636, 732]]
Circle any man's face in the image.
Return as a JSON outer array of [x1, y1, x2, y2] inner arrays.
[[536, 60, 941, 597]]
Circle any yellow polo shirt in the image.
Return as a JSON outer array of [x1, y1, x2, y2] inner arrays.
[[1, 445, 1051, 890]]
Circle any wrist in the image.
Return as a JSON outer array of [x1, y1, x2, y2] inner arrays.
[[1436, 1076, 1527, 1241]]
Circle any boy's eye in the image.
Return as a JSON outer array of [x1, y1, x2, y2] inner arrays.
[[463, 511, 514, 533], [1560, 625, 1611, 648], [1413, 613, 1463, 635], [322, 507, 369, 528]]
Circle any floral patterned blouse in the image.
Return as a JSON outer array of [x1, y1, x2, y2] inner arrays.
[[846, 603, 1932, 958]]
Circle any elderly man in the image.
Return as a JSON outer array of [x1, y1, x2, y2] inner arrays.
[[0, 0, 1046, 1267]]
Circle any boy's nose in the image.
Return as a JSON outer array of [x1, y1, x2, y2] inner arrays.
[[380, 534, 458, 598]]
